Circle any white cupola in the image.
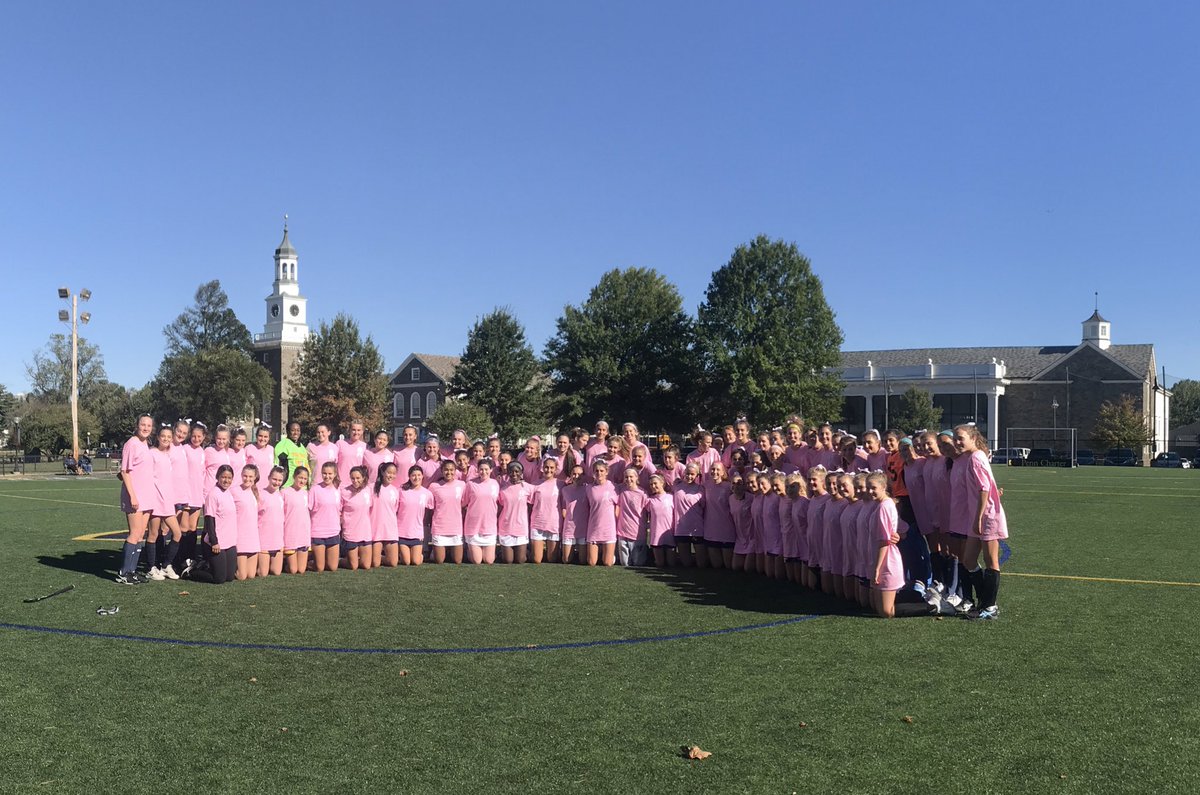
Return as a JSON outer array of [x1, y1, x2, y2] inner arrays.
[[1082, 308, 1111, 350], [261, 216, 309, 344]]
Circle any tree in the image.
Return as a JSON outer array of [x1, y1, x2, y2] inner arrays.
[[543, 268, 699, 432], [151, 349, 273, 428], [17, 401, 99, 457], [0, 384, 13, 434], [1092, 396, 1151, 451], [1170, 379, 1200, 428], [92, 381, 154, 446], [289, 314, 389, 434], [426, 400, 494, 442], [889, 387, 943, 434], [164, 279, 254, 356], [449, 308, 550, 444], [25, 334, 108, 404], [695, 236, 845, 428]]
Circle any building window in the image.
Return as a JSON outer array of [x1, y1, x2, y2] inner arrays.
[[411, 367, 420, 381], [426, 391, 437, 418], [409, 393, 420, 418], [393, 393, 403, 418]]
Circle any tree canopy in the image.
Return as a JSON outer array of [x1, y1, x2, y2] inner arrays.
[[696, 236, 845, 428], [426, 400, 494, 442], [91, 381, 154, 446], [17, 401, 99, 456], [1092, 396, 1151, 451], [288, 314, 389, 435], [164, 279, 254, 356], [889, 387, 944, 435], [543, 267, 698, 432], [1169, 378, 1200, 429], [24, 334, 108, 404], [449, 308, 550, 444]]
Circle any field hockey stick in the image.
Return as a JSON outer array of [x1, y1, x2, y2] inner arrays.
[[23, 584, 75, 603]]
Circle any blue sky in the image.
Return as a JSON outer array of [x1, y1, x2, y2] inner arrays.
[[3, 1, 1197, 395]]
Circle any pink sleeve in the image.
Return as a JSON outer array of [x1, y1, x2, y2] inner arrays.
[[968, 452, 990, 491]]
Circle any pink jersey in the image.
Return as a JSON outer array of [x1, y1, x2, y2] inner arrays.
[[428, 479, 466, 538], [953, 450, 1008, 540], [202, 445, 233, 501], [789, 495, 809, 560], [499, 481, 534, 539], [783, 444, 809, 474], [282, 487, 311, 550], [147, 447, 175, 517], [585, 481, 618, 543], [777, 494, 794, 556], [672, 481, 705, 539], [702, 481, 735, 543], [246, 443, 276, 486], [924, 456, 950, 534], [617, 486, 648, 542], [749, 492, 765, 554], [371, 484, 401, 542], [184, 443, 207, 508], [257, 488, 285, 552], [340, 485, 373, 544], [759, 491, 782, 556], [119, 436, 153, 514], [397, 485, 432, 540], [865, 450, 888, 471], [873, 499, 905, 590], [817, 449, 842, 472], [203, 486, 238, 549], [644, 492, 676, 546], [363, 447, 394, 486], [822, 499, 847, 572], [584, 440, 609, 470], [731, 494, 754, 555], [231, 485, 260, 554], [686, 447, 720, 482], [906, 457, 932, 535], [393, 445, 419, 475], [625, 464, 655, 492], [529, 479, 561, 533], [336, 439, 367, 488], [228, 447, 247, 475], [169, 442, 189, 508], [415, 456, 444, 485], [600, 455, 626, 486], [856, 499, 877, 579], [463, 478, 501, 537], [516, 452, 543, 485], [306, 441, 339, 479], [806, 493, 831, 567], [559, 482, 589, 542], [307, 483, 343, 540], [838, 500, 862, 576], [658, 461, 686, 490]]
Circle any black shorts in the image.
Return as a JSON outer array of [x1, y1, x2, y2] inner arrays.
[[675, 536, 705, 546], [397, 538, 423, 547], [704, 540, 735, 549], [312, 536, 340, 547]]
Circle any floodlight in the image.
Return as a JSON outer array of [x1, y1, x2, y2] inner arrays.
[[58, 310, 70, 321], [57, 287, 69, 299], [80, 312, 91, 324], [80, 288, 91, 301]]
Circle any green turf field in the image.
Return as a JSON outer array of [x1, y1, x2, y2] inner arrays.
[[1, 467, 1197, 793]]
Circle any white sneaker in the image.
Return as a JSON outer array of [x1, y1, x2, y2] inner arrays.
[[955, 599, 974, 615], [162, 564, 180, 580], [148, 566, 166, 581], [976, 605, 1000, 620], [944, 593, 962, 608], [931, 580, 945, 595]]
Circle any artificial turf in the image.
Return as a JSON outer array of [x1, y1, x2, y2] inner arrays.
[[1, 468, 1197, 793]]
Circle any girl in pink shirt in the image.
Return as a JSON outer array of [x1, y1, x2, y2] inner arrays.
[[429, 459, 467, 564], [364, 430, 394, 488], [283, 466, 311, 574], [626, 444, 657, 491], [340, 465, 373, 570], [232, 465, 261, 580], [584, 420, 610, 471], [246, 426, 276, 487], [702, 462, 735, 569], [116, 414, 156, 583], [257, 466, 286, 576], [783, 423, 809, 475], [644, 474, 676, 567], [730, 474, 755, 570], [415, 437, 446, 485], [516, 437, 544, 485], [952, 424, 1008, 619], [584, 459, 618, 566], [529, 458, 562, 563], [759, 473, 784, 578], [192, 465, 238, 584], [672, 463, 706, 568], [851, 473, 873, 608], [145, 426, 183, 580], [169, 419, 191, 516], [835, 473, 861, 599], [463, 459, 501, 564], [686, 431, 721, 484], [371, 462, 401, 568], [821, 473, 847, 596], [558, 461, 588, 563], [786, 474, 809, 585], [658, 447, 686, 491], [861, 430, 888, 472], [397, 466, 432, 566], [804, 466, 830, 590], [306, 424, 339, 483], [392, 425, 420, 474], [616, 467, 649, 567], [308, 462, 343, 572], [229, 428, 249, 474], [598, 436, 625, 485], [918, 431, 953, 597], [499, 463, 534, 564], [202, 425, 233, 503], [336, 421, 368, 488], [869, 472, 905, 618], [181, 422, 208, 564]]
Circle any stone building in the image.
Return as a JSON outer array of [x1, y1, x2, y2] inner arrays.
[[252, 221, 310, 435], [387, 353, 460, 438], [838, 310, 1169, 463]]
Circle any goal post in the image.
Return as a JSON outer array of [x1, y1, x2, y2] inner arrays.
[[1005, 427, 1077, 465]]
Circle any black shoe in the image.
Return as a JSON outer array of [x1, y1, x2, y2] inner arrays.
[[115, 572, 141, 585]]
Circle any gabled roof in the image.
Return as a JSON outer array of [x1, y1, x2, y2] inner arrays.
[[390, 352, 461, 384], [839, 343, 1154, 380]]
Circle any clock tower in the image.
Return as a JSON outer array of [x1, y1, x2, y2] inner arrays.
[[252, 218, 311, 433]]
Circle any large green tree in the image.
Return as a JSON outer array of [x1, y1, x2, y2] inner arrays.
[[543, 268, 699, 432], [1093, 395, 1151, 452], [0, 384, 14, 438], [426, 400, 494, 442], [165, 279, 254, 355], [289, 314, 389, 435], [91, 381, 154, 446], [1170, 378, 1200, 428], [889, 387, 944, 435], [449, 308, 550, 444], [24, 334, 108, 404], [695, 236, 845, 427], [17, 401, 99, 456]]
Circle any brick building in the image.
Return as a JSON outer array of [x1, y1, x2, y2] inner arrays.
[[387, 353, 460, 438], [252, 221, 310, 433]]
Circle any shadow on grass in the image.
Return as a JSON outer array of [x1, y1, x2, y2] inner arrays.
[[37, 548, 122, 580], [633, 565, 866, 617]]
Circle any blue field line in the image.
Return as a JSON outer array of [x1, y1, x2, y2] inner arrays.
[[0, 613, 824, 656], [1000, 540, 1012, 565]]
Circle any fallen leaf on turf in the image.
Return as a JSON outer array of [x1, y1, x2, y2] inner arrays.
[[685, 745, 712, 760], [1059, 775, 1067, 779], [901, 716, 914, 724], [249, 677, 257, 683], [398, 670, 409, 677], [525, 644, 538, 649], [249, 604, 256, 608], [177, 591, 189, 597], [281, 728, 288, 733], [798, 722, 808, 728]]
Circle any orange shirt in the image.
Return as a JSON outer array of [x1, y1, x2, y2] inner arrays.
[[886, 451, 909, 497]]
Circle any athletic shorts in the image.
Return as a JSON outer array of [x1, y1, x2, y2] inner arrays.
[[785, 556, 801, 563], [283, 546, 309, 554], [530, 528, 559, 542], [704, 540, 734, 549], [262, 548, 281, 555], [675, 535, 704, 546], [174, 503, 190, 512], [312, 536, 340, 547], [561, 535, 578, 546], [431, 534, 462, 547], [466, 533, 496, 547], [397, 538, 422, 547], [343, 540, 370, 549], [651, 541, 675, 549], [498, 534, 528, 547]]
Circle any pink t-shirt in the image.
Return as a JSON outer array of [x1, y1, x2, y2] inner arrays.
[[393, 445, 419, 476], [306, 441, 339, 479], [731, 494, 754, 555], [865, 450, 889, 472], [371, 484, 400, 542], [600, 456, 626, 486], [340, 485, 373, 544], [529, 479, 561, 533], [839, 500, 862, 576], [499, 481, 534, 539], [119, 436, 153, 514], [231, 485, 260, 554], [282, 487, 311, 550], [184, 442, 207, 508], [584, 440, 609, 470], [906, 457, 931, 535], [257, 488, 285, 552], [246, 443, 276, 486], [169, 442, 189, 509], [702, 481, 735, 543], [559, 482, 589, 542], [658, 461, 686, 490], [644, 493, 676, 546], [805, 493, 831, 565], [463, 478, 501, 537], [789, 495, 809, 560], [783, 444, 809, 474], [397, 486, 432, 540], [203, 486, 237, 549], [672, 482, 705, 539], [336, 440, 368, 488], [625, 464, 655, 492], [585, 481, 618, 543], [516, 452, 543, 485], [686, 447, 720, 483], [856, 499, 877, 579], [364, 447, 394, 486], [777, 494, 794, 556], [202, 445, 233, 502], [228, 448, 247, 475], [308, 483, 342, 540], [759, 492, 782, 556], [873, 499, 905, 590], [822, 499, 847, 572], [147, 447, 174, 518], [958, 450, 1008, 540], [415, 456, 445, 485], [617, 486, 648, 542], [428, 479, 466, 539]]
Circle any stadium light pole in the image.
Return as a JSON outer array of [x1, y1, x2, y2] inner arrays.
[[1052, 398, 1059, 441], [58, 286, 92, 461]]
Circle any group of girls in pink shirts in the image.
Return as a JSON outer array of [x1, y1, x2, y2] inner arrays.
[[115, 414, 1008, 620]]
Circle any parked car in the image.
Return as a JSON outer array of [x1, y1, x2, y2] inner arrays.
[[1028, 448, 1055, 464], [1104, 448, 1138, 466], [991, 448, 1019, 464], [1075, 449, 1095, 466], [1151, 452, 1192, 469]]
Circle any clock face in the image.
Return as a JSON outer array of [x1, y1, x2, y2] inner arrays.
[[271, 305, 280, 318], [290, 305, 300, 317]]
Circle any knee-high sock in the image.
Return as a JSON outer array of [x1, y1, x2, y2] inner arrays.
[[945, 557, 959, 597], [164, 538, 180, 568], [981, 569, 1000, 608], [120, 541, 140, 575], [957, 562, 975, 603], [144, 539, 157, 568]]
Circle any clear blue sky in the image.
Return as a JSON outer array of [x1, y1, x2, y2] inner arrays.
[[3, 1, 1197, 395]]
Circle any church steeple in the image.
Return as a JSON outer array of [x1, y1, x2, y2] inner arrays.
[[273, 215, 299, 291], [1082, 294, 1111, 350], [261, 216, 309, 344]]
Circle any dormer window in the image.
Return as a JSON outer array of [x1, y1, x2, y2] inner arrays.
[[411, 367, 420, 381]]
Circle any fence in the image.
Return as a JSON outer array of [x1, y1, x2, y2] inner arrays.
[[0, 452, 118, 476]]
